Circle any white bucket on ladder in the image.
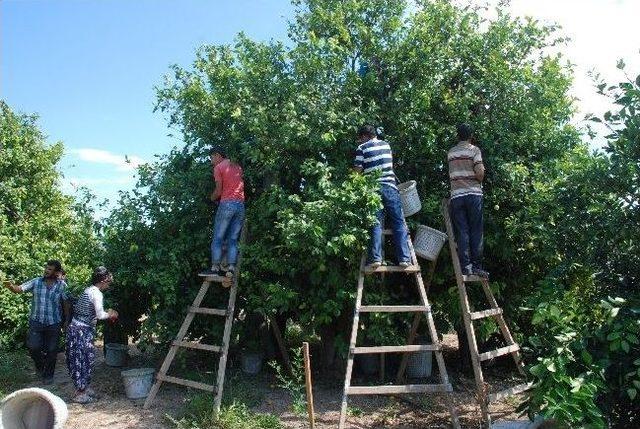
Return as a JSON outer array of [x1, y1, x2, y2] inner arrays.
[[0, 388, 68, 429], [414, 225, 447, 261], [398, 181, 421, 217]]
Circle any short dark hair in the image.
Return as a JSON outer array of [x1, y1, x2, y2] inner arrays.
[[91, 266, 111, 285], [209, 146, 226, 158], [457, 123, 474, 141], [357, 124, 377, 139], [46, 260, 63, 272]]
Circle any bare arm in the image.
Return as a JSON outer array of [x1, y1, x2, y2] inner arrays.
[[3, 281, 24, 294], [474, 163, 485, 182]]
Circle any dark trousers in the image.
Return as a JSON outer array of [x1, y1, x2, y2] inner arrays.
[[450, 194, 484, 271], [27, 320, 62, 379]]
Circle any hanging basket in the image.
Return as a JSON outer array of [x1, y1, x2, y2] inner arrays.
[[0, 388, 68, 429], [414, 225, 447, 261], [398, 180, 421, 217]]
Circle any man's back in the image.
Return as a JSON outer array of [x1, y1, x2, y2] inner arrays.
[[448, 141, 483, 199], [214, 158, 245, 202], [354, 138, 397, 189]]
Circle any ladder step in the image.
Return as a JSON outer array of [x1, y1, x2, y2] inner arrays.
[[189, 306, 227, 316], [197, 272, 227, 282], [469, 308, 503, 320], [488, 382, 533, 403], [364, 265, 420, 274], [172, 341, 221, 352], [360, 305, 429, 313], [347, 383, 452, 395], [157, 374, 216, 392], [352, 345, 439, 354], [479, 344, 520, 361], [462, 274, 486, 282]]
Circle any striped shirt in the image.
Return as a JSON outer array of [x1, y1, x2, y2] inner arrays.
[[72, 285, 110, 327], [353, 138, 397, 189], [448, 141, 483, 199], [20, 277, 70, 325]]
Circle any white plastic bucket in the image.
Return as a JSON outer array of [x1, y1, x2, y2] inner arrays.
[[121, 368, 155, 399], [105, 343, 128, 367], [398, 181, 421, 217], [0, 388, 68, 429], [414, 225, 448, 261]]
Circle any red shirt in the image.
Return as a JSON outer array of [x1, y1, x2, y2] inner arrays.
[[213, 158, 245, 202]]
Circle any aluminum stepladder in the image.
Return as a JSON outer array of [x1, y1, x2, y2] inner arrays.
[[339, 229, 460, 429], [442, 199, 531, 426], [143, 227, 245, 413]]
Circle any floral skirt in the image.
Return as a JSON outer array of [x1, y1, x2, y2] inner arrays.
[[65, 323, 96, 391]]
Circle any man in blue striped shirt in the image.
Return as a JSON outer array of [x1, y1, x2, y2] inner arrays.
[[3, 260, 71, 384], [353, 125, 411, 268]]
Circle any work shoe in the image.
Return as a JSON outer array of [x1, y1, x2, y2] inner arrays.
[[398, 261, 412, 268], [202, 264, 224, 276], [85, 387, 101, 399], [472, 267, 490, 279], [225, 266, 235, 278], [72, 392, 96, 404], [366, 261, 382, 269]]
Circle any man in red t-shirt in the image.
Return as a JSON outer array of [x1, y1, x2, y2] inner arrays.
[[206, 146, 245, 277]]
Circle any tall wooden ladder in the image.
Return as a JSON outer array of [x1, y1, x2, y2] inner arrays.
[[143, 228, 245, 413], [339, 229, 460, 429], [442, 199, 530, 426]]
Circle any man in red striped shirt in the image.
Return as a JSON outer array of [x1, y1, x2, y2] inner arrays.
[[447, 124, 488, 278]]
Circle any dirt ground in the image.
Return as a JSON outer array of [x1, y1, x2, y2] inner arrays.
[[21, 334, 528, 429]]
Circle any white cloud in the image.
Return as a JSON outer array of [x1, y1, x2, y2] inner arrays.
[[71, 148, 145, 171]]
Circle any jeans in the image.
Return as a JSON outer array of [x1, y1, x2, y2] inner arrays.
[[368, 184, 411, 264], [211, 200, 245, 266], [27, 320, 62, 380], [450, 194, 484, 271]]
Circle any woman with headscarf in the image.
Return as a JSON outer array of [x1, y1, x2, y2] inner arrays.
[[65, 266, 118, 403]]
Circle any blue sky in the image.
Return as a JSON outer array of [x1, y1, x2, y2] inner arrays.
[[2, 0, 639, 215], [1, 0, 293, 211]]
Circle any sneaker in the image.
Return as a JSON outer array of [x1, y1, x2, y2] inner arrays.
[[202, 264, 222, 276], [398, 261, 412, 268], [85, 387, 101, 399], [72, 392, 97, 404], [461, 264, 473, 276], [472, 267, 489, 279], [366, 261, 382, 269], [224, 265, 235, 278]]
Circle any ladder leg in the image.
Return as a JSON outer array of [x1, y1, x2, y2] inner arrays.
[[407, 238, 460, 429], [339, 255, 366, 429], [144, 280, 211, 409], [213, 273, 239, 413], [479, 279, 525, 375]]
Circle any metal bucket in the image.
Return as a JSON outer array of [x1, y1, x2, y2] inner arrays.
[[121, 368, 155, 399], [105, 343, 128, 367]]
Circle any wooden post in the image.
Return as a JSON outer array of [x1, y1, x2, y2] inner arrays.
[[303, 342, 315, 428]]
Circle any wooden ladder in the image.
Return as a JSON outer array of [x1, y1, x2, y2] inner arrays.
[[442, 199, 531, 425], [143, 228, 245, 413], [338, 229, 460, 429]]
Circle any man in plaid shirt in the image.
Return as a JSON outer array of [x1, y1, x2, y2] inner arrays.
[[4, 260, 71, 384]]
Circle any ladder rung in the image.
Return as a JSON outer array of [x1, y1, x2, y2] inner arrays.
[[353, 345, 439, 354], [479, 344, 520, 361], [360, 305, 429, 313], [469, 308, 503, 320], [347, 383, 452, 395], [172, 341, 221, 353], [364, 265, 420, 274], [462, 274, 485, 282], [189, 306, 227, 316], [197, 272, 227, 282], [157, 374, 215, 392], [488, 382, 533, 403]]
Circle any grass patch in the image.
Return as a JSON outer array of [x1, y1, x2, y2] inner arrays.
[[0, 349, 32, 398], [167, 400, 281, 429]]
